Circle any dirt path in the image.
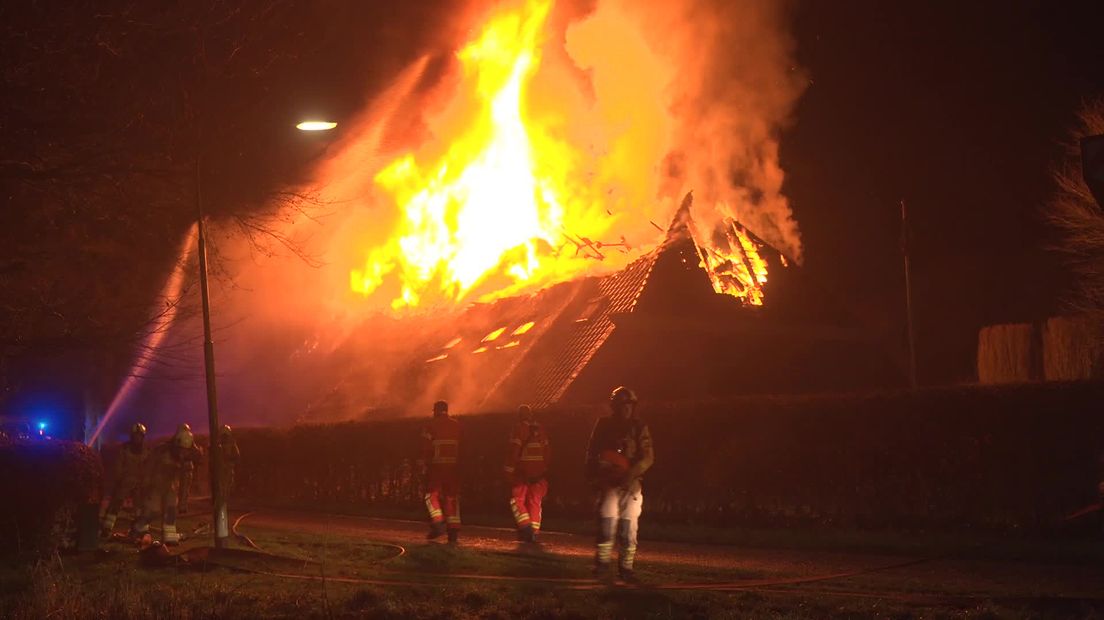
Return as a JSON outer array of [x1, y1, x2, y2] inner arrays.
[[232, 508, 1104, 601]]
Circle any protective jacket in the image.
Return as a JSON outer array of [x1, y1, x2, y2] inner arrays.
[[420, 416, 461, 473], [114, 440, 149, 488], [146, 442, 185, 494], [504, 420, 550, 481], [585, 415, 654, 493], [217, 436, 241, 494]]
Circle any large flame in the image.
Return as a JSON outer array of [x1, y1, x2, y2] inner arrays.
[[348, 0, 791, 310], [351, 0, 611, 309]]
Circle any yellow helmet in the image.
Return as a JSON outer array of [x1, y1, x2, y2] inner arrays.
[[130, 423, 147, 436]]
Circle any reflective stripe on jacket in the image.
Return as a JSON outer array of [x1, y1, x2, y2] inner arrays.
[[505, 421, 550, 479], [421, 416, 461, 467]]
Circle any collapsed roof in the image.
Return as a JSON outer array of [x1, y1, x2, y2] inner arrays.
[[309, 196, 901, 418]]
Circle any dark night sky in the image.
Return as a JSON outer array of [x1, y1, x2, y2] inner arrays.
[[782, 0, 1104, 384]]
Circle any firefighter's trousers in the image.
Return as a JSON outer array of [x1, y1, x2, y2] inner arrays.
[[424, 469, 461, 531], [509, 478, 548, 532], [101, 477, 142, 532], [178, 468, 194, 512], [595, 487, 642, 571], [131, 486, 180, 544]]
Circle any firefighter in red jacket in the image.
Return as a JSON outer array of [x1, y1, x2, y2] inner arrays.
[[419, 400, 461, 543], [585, 386, 654, 583], [101, 422, 149, 537], [504, 404, 550, 543]]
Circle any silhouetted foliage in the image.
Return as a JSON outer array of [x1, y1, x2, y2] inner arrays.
[[231, 382, 1104, 532], [1047, 98, 1104, 334]]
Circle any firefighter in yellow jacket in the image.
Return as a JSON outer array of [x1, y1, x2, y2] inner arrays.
[[504, 404, 550, 543], [217, 424, 241, 497], [130, 424, 192, 545], [585, 387, 654, 583], [177, 424, 204, 514], [101, 423, 149, 537]]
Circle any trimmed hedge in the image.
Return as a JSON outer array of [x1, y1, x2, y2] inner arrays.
[[233, 381, 1104, 531], [0, 439, 102, 559]]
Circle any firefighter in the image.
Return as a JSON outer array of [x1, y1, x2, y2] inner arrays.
[[419, 400, 461, 543], [217, 424, 241, 497], [130, 424, 192, 545], [504, 404, 550, 543], [101, 423, 149, 537], [176, 423, 204, 514], [585, 386, 654, 583]]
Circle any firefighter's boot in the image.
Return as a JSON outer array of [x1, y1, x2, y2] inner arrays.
[[593, 561, 614, 584], [618, 568, 641, 585], [447, 529, 459, 545], [426, 522, 446, 541]]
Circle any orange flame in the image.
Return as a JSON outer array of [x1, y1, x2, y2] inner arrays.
[[351, 0, 613, 309], [692, 219, 770, 306], [348, 0, 780, 310]]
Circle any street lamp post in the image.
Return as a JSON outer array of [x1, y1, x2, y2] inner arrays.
[[194, 120, 336, 547], [195, 154, 229, 548]]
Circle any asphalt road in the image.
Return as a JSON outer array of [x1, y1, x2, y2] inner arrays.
[[232, 508, 1104, 602]]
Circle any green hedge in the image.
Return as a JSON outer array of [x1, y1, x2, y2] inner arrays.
[[0, 439, 102, 559], [232, 381, 1104, 531]]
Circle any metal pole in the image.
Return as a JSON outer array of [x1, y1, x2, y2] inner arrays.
[[901, 200, 918, 390], [196, 154, 228, 547]]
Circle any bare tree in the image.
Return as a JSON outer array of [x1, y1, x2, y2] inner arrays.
[[0, 0, 332, 415]]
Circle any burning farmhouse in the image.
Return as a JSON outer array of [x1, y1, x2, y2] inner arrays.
[[282, 0, 898, 418]]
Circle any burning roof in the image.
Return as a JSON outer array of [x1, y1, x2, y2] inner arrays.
[[310, 193, 863, 417]]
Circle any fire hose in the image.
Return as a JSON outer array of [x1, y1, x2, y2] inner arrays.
[[230, 511, 407, 563], [223, 510, 938, 596]]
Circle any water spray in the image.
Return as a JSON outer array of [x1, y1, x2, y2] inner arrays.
[[86, 223, 198, 446]]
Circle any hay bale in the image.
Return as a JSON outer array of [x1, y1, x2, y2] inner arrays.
[[1043, 315, 1103, 381], [977, 323, 1038, 384]]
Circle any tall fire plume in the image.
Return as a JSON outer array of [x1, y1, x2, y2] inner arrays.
[[109, 0, 807, 433], [328, 0, 805, 310]]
